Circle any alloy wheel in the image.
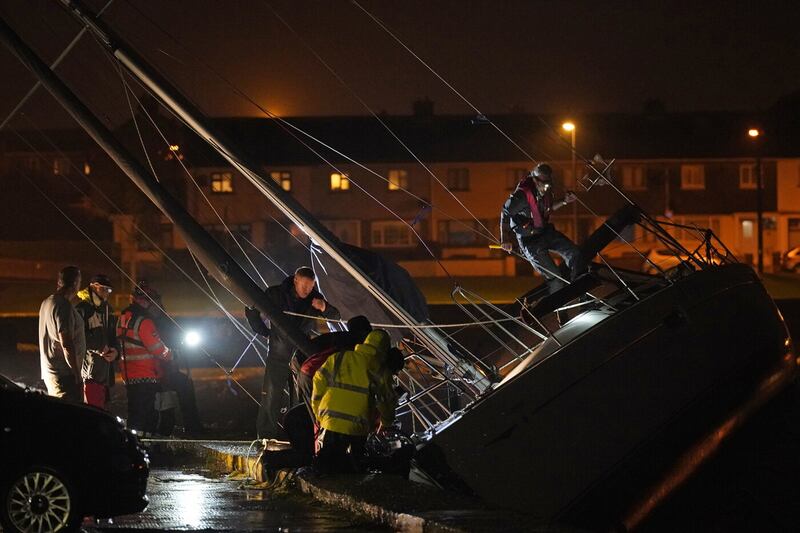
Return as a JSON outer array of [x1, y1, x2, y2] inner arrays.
[[6, 471, 72, 532]]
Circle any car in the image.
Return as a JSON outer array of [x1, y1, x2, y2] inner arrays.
[[642, 246, 724, 275], [782, 246, 800, 273], [0, 375, 149, 532]]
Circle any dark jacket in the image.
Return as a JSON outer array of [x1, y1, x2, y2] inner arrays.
[[246, 276, 340, 360], [500, 184, 555, 242], [76, 288, 117, 386]]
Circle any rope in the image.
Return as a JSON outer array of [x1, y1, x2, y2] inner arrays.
[[281, 310, 517, 329]]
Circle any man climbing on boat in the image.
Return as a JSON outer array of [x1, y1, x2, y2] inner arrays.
[[500, 163, 583, 294]]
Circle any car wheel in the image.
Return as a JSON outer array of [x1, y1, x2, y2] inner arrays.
[[0, 469, 80, 533]]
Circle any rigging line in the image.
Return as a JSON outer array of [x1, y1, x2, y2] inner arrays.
[[114, 64, 273, 290], [261, 1, 498, 244], [187, 248, 269, 361], [14, 125, 270, 359], [186, 248, 269, 354], [97, 34, 273, 289], [16, 165, 261, 405], [283, 310, 517, 329], [109, 1, 312, 255], [0, 0, 115, 131], [349, 0, 539, 164], [535, 115, 696, 264], [118, 1, 498, 247], [15, 116, 269, 342], [234, 232, 288, 277], [100, 6, 452, 283], [12, 125, 271, 372], [572, 194, 668, 278], [117, 62, 160, 182]]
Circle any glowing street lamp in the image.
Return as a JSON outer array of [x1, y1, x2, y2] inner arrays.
[[562, 121, 578, 239], [747, 128, 763, 274]]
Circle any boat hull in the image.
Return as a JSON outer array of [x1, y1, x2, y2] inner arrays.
[[414, 264, 796, 529]]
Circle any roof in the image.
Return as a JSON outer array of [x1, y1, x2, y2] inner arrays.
[[5, 110, 799, 169], [178, 111, 799, 167]]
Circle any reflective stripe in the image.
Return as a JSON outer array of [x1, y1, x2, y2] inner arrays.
[[331, 382, 370, 395], [318, 408, 369, 426], [319, 366, 369, 395], [123, 354, 156, 361], [150, 341, 165, 352], [319, 367, 333, 384]]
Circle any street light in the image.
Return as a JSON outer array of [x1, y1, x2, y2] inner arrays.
[[747, 128, 763, 274], [562, 121, 578, 240]]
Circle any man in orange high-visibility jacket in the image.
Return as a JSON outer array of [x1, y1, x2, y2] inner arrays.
[[117, 281, 172, 435]]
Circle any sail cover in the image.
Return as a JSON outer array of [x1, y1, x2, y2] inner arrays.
[[310, 241, 430, 342]]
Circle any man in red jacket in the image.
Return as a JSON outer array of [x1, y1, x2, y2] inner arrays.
[[117, 281, 172, 435]]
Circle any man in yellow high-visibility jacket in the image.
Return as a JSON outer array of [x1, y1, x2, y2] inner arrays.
[[311, 329, 397, 474]]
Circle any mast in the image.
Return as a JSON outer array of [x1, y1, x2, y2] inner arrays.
[[0, 15, 317, 358], [56, 0, 489, 389]]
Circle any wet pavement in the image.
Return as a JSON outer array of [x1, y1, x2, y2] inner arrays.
[[86, 469, 387, 532]]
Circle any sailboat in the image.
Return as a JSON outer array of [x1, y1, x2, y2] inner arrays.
[[0, 1, 795, 530]]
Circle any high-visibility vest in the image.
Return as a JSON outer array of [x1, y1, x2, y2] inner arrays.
[[116, 307, 171, 382], [311, 341, 395, 436]]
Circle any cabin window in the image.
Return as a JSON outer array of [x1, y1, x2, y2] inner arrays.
[[739, 164, 757, 189], [622, 165, 647, 190], [330, 172, 350, 191], [387, 169, 408, 191], [211, 172, 234, 193], [446, 168, 470, 191], [506, 168, 527, 189], [371, 221, 413, 247], [680, 165, 705, 190], [270, 171, 292, 192]]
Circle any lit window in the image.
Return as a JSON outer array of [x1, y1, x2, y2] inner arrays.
[[210, 172, 234, 193], [387, 169, 408, 191], [742, 220, 754, 240], [330, 172, 350, 191], [371, 221, 413, 247], [270, 171, 292, 191], [739, 164, 757, 189], [446, 168, 470, 191], [506, 168, 527, 189], [53, 157, 70, 176], [680, 164, 705, 190], [622, 165, 647, 190], [83, 162, 91, 175]]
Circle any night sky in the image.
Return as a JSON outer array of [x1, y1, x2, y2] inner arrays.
[[0, 0, 798, 129]]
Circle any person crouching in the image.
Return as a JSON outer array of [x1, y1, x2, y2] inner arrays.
[[311, 329, 398, 475]]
